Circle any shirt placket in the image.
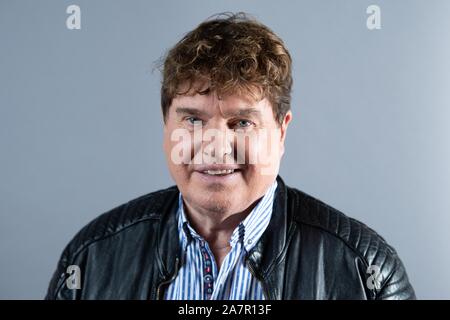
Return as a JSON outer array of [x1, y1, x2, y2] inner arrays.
[[209, 242, 242, 300], [199, 240, 215, 300]]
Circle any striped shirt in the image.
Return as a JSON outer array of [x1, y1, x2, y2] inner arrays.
[[164, 180, 278, 300]]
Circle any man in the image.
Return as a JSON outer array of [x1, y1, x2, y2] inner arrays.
[[46, 13, 415, 300]]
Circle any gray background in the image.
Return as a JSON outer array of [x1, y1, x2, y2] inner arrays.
[[1, 0, 449, 299]]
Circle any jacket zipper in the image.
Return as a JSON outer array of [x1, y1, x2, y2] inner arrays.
[[155, 257, 180, 300]]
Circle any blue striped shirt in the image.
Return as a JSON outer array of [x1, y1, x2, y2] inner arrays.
[[164, 180, 278, 300]]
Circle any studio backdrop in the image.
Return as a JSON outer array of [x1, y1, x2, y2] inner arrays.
[[1, 0, 449, 299]]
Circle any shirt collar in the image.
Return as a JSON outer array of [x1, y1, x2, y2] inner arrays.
[[177, 180, 278, 252]]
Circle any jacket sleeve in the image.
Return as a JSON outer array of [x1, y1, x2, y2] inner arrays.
[[376, 253, 416, 300], [45, 240, 82, 300]]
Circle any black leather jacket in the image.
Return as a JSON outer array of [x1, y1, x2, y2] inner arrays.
[[46, 176, 416, 300]]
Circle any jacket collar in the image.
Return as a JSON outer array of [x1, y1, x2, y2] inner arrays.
[[245, 175, 292, 299]]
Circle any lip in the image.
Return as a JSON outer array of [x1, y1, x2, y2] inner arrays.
[[192, 164, 242, 172], [192, 164, 244, 183], [193, 170, 242, 183]]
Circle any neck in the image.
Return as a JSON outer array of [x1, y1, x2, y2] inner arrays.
[[183, 200, 255, 247], [182, 200, 260, 270]]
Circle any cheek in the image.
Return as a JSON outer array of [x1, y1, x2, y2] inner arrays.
[[235, 133, 270, 165], [163, 135, 172, 162], [255, 131, 280, 164], [164, 129, 195, 166], [246, 130, 282, 177]]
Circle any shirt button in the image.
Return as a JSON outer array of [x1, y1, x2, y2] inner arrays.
[[247, 238, 253, 245], [204, 274, 213, 283]]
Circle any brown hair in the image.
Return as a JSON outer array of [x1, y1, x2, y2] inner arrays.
[[160, 12, 292, 125]]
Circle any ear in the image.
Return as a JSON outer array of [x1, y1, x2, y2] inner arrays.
[[280, 110, 292, 144], [278, 111, 292, 157]]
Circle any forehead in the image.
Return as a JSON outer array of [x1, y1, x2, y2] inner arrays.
[[170, 91, 272, 117]]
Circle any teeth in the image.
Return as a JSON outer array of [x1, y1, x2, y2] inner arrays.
[[203, 169, 235, 175]]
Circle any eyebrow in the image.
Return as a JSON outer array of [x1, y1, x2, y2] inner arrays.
[[175, 107, 206, 117], [175, 107, 263, 119]]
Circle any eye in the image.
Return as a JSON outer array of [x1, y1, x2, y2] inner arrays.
[[235, 119, 253, 128], [185, 116, 203, 126]]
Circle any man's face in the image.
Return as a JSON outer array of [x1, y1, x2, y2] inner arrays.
[[163, 87, 292, 216]]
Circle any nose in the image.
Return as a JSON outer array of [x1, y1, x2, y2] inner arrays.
[[203, 129, 233, 160], [201, 125, 234, 163]]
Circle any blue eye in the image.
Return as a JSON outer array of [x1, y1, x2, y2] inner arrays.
[[186, 117, 202, 125], [236, 120, 253, 128]]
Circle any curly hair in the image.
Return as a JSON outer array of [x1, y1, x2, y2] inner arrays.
[[160, 12, 292, 125]]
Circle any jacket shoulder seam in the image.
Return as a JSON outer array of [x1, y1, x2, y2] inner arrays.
[[289, 187, 397, 267]]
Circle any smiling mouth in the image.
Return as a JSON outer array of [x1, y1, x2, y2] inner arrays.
[[201, 169, 240, 176]]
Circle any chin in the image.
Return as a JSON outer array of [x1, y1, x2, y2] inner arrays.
[[201, 195, 233, 214]]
